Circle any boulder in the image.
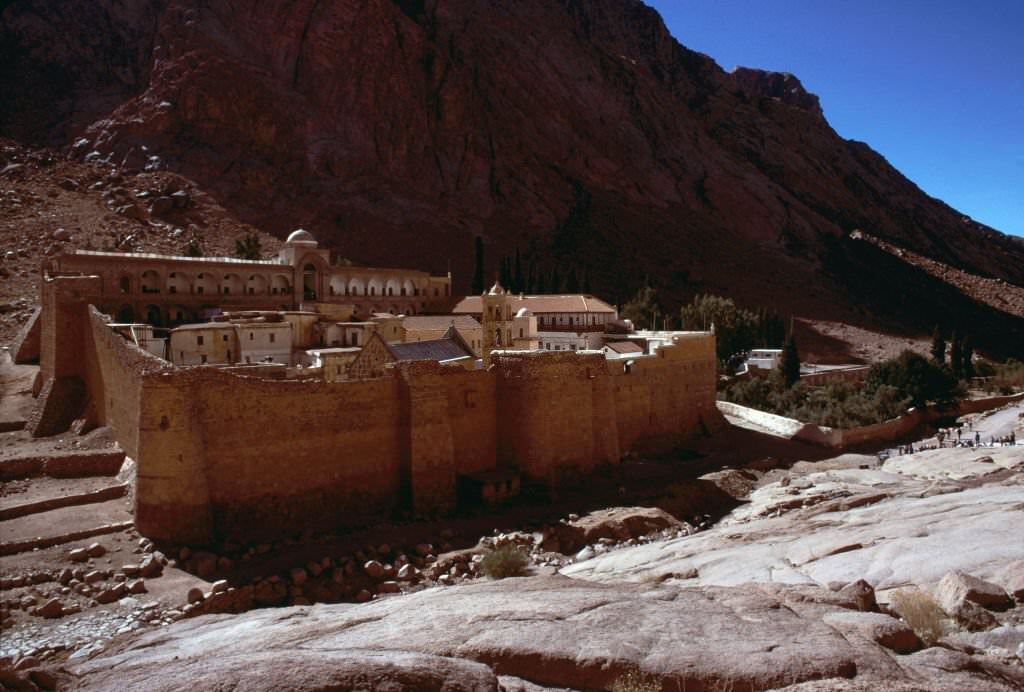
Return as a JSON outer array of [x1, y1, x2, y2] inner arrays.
[[995, 560, 1024, 602], [289, 568, 307, 586], [934, 570, 1012, 613], [364, 560, 385, 579], [837, 580, 878, 612], [823, 611, 921, 654], [86, 543, 106, 558], [186, 587, 204, 604], [34, 598, 63, 619]]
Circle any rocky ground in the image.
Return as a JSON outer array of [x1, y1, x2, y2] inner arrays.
[[3, 334, 1022, 689]]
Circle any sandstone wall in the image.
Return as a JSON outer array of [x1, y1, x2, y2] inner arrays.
[[75, 310, 718, 544]]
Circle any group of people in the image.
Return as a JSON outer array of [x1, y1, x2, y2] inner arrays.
[[893, 429, 1018, 457]]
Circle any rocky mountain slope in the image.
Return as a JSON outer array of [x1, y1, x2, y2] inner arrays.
[[2, 0, 1023, 356]]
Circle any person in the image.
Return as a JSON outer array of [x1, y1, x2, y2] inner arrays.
[[1011, 431, 1016, 446], [975, 431, 981, 446]]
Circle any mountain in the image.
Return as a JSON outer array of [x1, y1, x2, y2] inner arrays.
[[2, 0, 1022, 356]]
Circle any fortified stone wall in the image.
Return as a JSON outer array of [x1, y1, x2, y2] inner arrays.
[[68, 289, 717, 545]]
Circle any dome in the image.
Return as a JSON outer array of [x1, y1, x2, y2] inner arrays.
[[487, 281, 506, 295], [285, 228, 316, 244], [515, 307, 532, 317]]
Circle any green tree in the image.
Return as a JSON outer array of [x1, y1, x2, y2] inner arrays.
[[866, 350, 962, 409], [513, 249, 524, 294], [234, 232, 262, 260], [780, 334, 801, 388], [565, 266, 580, 293], [930, 325, 946, 363], [499, 256, 512, 289], [582, 266, 592, 294], [471, 236, 485, 294], [550, 265, 562, 294], [536, 265, 547, 294], [961, 335, 974, 379], [949, 331, 963, 379], [680, 294, 759, 372], [620, 285, 659, 330]]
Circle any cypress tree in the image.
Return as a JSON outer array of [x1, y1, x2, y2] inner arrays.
[[471, 236, 485, 294], [930, 325, 946, 363], [582, 266, 592, 294], [962, 335, 974, 379], [949, 331, 963, 379], [550, 265, 561, 294], [499, 256, 512, 289], [780, 334, 801, 388], [566, 266, 580, 293], [513, 249, 524, 294], [536, 266, 546, 294]]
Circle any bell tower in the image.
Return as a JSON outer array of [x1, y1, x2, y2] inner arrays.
[[481, 280, 513, 366]]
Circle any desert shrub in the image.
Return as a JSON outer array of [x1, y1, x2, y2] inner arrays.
[[479, 545, 528, 579], [865, 350, 962, 408], [608, 668, 661, 692], [889, 589, 945, 645]]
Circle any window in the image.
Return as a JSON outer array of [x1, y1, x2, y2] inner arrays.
[[197, 286, 204, 295], [269, 333, 276, 343], [519, 328, 524, 338], [223, 334, 229, 342], [250, 332, 254, 341], [197, 335, 204, 346], [119, 277, 130, 293], [223, 287, 230, 295], [201, 354, 207, 364]]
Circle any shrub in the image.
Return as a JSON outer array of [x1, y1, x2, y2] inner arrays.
[[608, 668, 661, 692], [889, 589, 945, 645], [479, 545, 528, 579]]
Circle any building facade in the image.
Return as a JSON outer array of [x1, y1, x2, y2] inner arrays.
[[46, 229, 452, 327]]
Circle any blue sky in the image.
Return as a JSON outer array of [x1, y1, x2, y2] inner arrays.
[[647, 0, 1024, 237]]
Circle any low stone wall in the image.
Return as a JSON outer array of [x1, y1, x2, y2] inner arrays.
[[719, 393, 1024, 450]]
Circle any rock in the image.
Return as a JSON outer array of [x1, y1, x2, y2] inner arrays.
[[414, 543, 433, 556], [363, 560, 385, 579], [211, 579, 229, 594], [84, 570, 104, 584], [397, 564, 418, 581], [995, 560, 1024, 602], [148, 196, 174, 216], [948, 600, 999, 632], [289, 568, 307, 586], [191, 552, 217, 578], [34, 598, 63, 619], [306, 562, 322, 578], [28, 668, 58, 690], [52, 227, 71, 241], [128, 579, 147, 594], [87, 542, 106, 558], [837, 579, 878, 612], [14, 656, 39, 671], [553, 507, 684, 555], [171, 190, 191, 207], [58, 569, 73, 585], [934, 570, 1012, 613], [139, 555, 163, 578], [330, 568, 345, 584], [823, 611, 922, 654], [94, 588, 121, 605], [69, 548, 89, 562], [354, 589, 372, 603], [377, 581, 401, 594], [122, 565, 142, 578], [186, 587, 204, 604]]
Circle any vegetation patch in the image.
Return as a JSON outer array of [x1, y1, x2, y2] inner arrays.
[[479, 545, 529, 579], [889, 589, 946, 645]]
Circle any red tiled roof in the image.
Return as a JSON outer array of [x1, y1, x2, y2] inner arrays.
[[452, 294, 616, 315]]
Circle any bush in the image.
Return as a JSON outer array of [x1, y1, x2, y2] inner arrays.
[[889, 589, 945, 645], [608, 668, 661, 692], [479, 545, 529, 579]]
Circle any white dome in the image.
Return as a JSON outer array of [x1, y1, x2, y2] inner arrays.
[[286, 228, 316, 244], [515, 307, 532, 317]]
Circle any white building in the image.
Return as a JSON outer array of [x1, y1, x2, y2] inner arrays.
[[745, 348, 783, 371]]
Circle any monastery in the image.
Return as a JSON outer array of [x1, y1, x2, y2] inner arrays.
[[16, 231, 719, 546]]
